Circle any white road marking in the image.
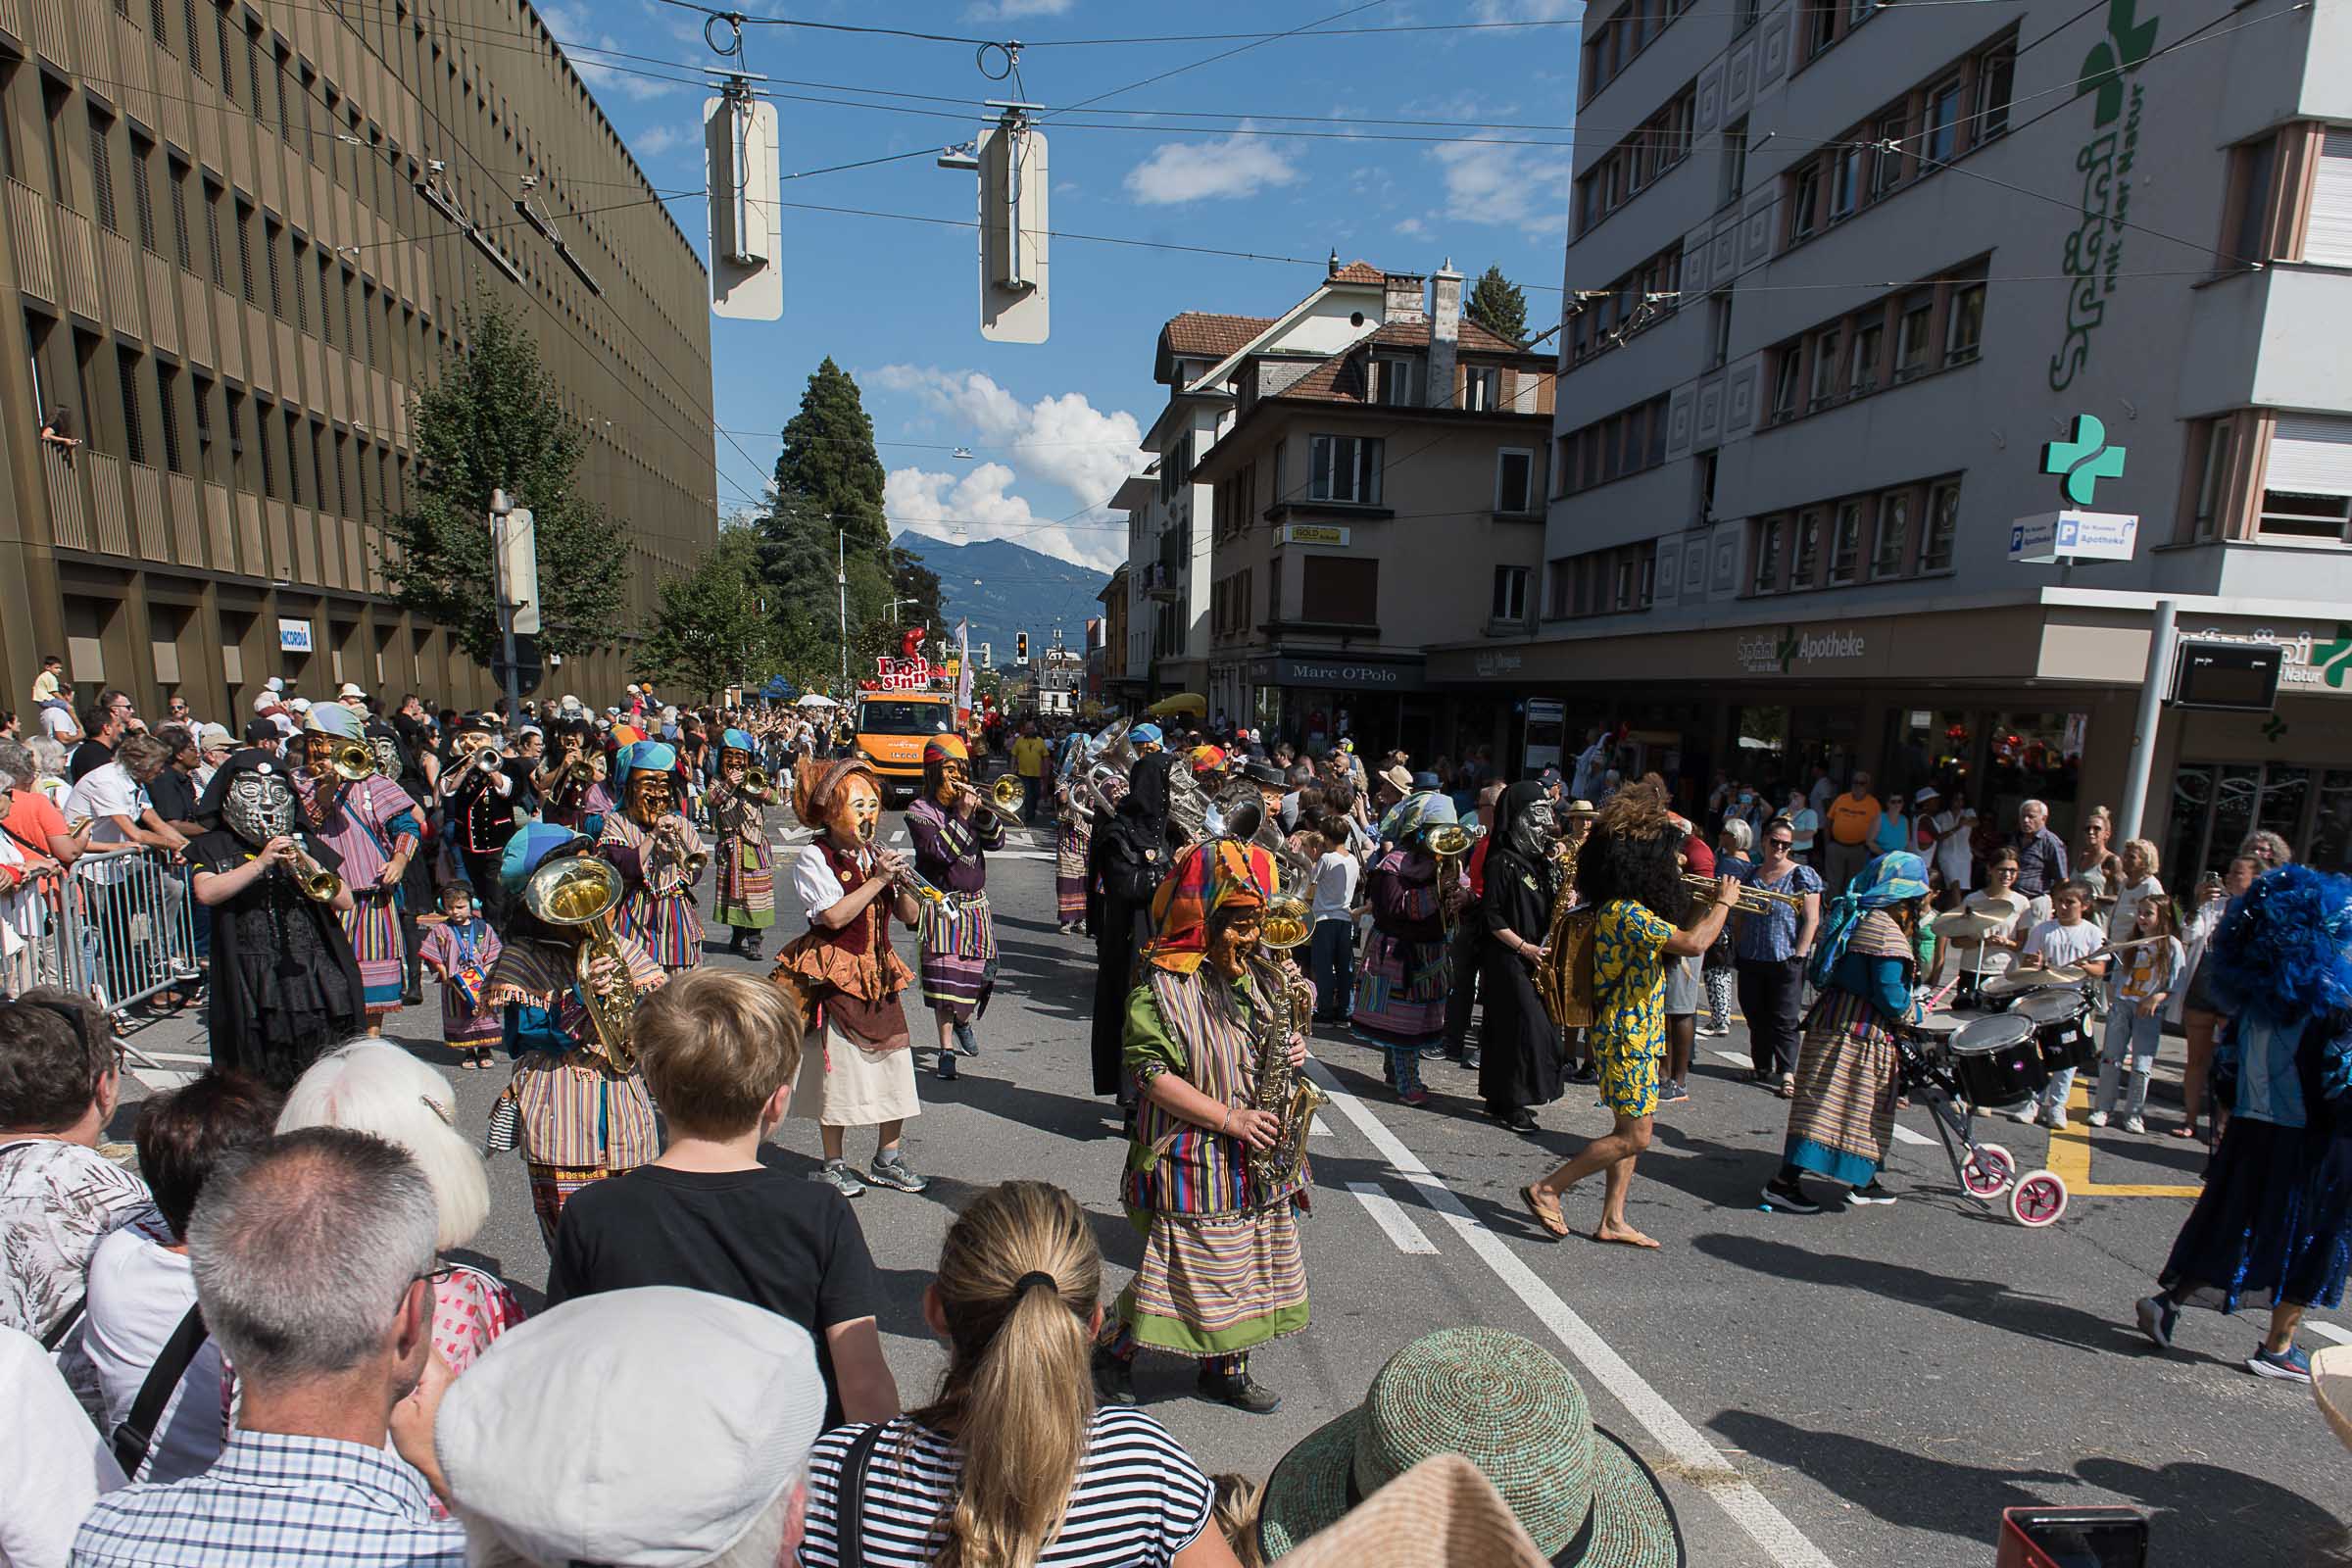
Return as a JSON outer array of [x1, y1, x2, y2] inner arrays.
[[2307, 1320, 2350, 1346], [133, 1050, 215, 1065], [127, 1066, 198, 1092], [1347, 1181, 1442, 1254], [1306, 1060, 1839, 1568], [1711, 1050, 1750, 1068], [1310, 1119, 1334, 1139], [1891, 1124, 1936, 1147]]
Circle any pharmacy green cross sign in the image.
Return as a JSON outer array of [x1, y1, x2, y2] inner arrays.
[[2041, 414, 2129, 505]]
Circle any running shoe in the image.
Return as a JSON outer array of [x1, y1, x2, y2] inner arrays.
[[954, 1021, 981, 1056], [1660, 1081, 1690, 1104], [2010, 1103, 2041, 1126], [2134, 1295, 2179, 1351], [936, 1053, 958, 1082], [1461, 1046, 1483, 1072], [2086, 1110, 2110, 1128], [1398, 1086, 1432, 1108], [1760, 1177, 1822, 1215], [815, 1160, 866, 1198], [867, 1151, 930, 1194], [2122, 1115, 2147, 1135], [2247, 1345, 2313, 1383], [1846, 1181, 1897, 1205]]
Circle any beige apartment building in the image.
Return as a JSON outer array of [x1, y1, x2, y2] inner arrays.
[[0, 0, 715, 721], [1185, 263, 1554, 757]]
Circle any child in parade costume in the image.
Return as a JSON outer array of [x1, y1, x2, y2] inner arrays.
[[419, 880, 503, 1070], [1095, 839, 1314, 1417], [770, 756, 932, 1199], [906, 733, 1004, 1083], [483, 823, 668, 1249], [291, 703, 421, 1032], [1351, 791, 1471, 1107], [597, 739, 708, 971], [708, 728, 778, 959], [188, 748, 363, 1091], [2135, 864, 2352, 1385]]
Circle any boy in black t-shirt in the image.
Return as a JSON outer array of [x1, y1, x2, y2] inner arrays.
[[547, 969, 902, 1427]]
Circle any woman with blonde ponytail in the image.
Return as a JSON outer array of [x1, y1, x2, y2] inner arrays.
[[802, 1180, 1241, 1568]]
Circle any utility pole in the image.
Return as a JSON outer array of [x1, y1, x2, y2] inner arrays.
[[2117, 598, 2177, 844], [836, 528, 850, 696], [490, 488, 521, 724]]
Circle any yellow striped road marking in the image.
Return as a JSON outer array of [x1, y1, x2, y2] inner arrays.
[[2042, 1080, 2201, 1198]]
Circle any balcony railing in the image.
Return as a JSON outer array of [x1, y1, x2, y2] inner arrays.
[[8, 179, 54, 305], [42, 442, 87, 552], [128, 461, 167, 562]]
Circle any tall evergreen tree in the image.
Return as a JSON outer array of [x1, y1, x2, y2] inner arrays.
[[772, 358, 888, 554], [1465, 264, 1529, 346], [383, 301, 628, 664]]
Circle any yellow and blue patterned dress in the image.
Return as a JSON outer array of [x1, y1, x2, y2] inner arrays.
[[1591, 898, 1673, 1118]]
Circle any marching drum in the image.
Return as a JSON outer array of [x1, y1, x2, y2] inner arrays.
[[1948, 1014, 2048, 1108], [1911, 1010, 1965, 1045], [2011, 986, 2100, 1074]]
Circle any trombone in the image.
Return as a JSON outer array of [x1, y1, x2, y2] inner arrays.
[[961, 775, 1027, 830], [1682, 873, 1809, 917]]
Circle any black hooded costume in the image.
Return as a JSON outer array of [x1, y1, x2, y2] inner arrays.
[[189, 747, 365, 1090], [1478, 781, 1566, 1123], [1088, 751, 1182, 1097]]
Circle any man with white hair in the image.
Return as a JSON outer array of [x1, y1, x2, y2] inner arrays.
[[2012, 798, 2069, 927], [74, 1127, 462, 1567], [436, 1288, 828, 1568]]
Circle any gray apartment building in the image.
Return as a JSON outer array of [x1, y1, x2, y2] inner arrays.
[[0, 0, 716, 722], [1431, 0, 2352, 875]]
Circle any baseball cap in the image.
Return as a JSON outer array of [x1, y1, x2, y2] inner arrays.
[[336, 681, 367, 700], [436, 1288, 828, 1568], [1914, 785, 1941, 804]]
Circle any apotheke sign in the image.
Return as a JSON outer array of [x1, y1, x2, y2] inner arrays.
[[1737, 625, 1867, 675]]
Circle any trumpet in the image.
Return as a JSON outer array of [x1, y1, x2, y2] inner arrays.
[[742, 766, 769, 794], [1681, 873, 1808, 916], [655, 812, 710, 878], [470, 743, 508, 775], [320, 738, 376, 783], [281, 835, 343, 903]]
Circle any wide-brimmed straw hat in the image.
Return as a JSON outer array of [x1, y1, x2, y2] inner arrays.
[[1258, 1327, 1683, 1567]]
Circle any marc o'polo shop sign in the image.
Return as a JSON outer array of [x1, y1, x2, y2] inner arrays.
[[1270, 655, 1424, 691], [1736, 624, 1868, 676]]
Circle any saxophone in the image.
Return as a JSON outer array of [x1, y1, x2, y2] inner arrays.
[[1244, 952, 1327, 1197]]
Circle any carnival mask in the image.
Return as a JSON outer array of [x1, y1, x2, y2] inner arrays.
[[1509, 798, 1558, 858], [838, 776, 883, 845], [1204, 908, 1261, 981], [223, 766, 296, 847], [626, 772, 673, 827], [933, 758, 967, 807], [302, 733, 334, 774], [368, 736, 402, 779]]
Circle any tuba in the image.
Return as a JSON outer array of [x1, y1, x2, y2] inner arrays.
[[521, 854, 644, 1071], [1244, 951, 1326, 1197]]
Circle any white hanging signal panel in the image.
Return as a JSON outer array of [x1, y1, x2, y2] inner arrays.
[[707, 91, 783, 321], [977, 109, 1048, 343]]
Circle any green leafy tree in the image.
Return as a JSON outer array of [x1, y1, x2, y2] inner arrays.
[[1465, 264, 1529, 346], [383, 301, 627, 664], [634, 521, 778, 702]]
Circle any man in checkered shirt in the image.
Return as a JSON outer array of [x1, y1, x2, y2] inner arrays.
[[74, 1128, 464, 1567]]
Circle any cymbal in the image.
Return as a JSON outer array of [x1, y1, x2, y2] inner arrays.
[[1983, 970, 2075, 999], [2040, 964, 2087, 984], [2319, 1345, 2352, 1453], [1932, 909, 2008, 940]]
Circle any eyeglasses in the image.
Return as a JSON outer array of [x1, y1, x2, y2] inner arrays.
[[411, 1263, 459, 1289], [1989, 864, 2019, 876], [1766, 838, 1793, 849]]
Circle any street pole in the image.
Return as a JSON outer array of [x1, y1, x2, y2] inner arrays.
[[2116, 597, 2176, 844], [491, 488, 521, 726], [836, 529, 850, 696]]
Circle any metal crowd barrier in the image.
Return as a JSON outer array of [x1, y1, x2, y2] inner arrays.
[[11, 849, 202, 1022]]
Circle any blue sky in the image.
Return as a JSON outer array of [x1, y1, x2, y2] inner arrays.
[[540, 0, 1584, 572]]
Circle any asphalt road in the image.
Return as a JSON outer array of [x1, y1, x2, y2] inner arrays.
[[110, 815, 2352, 1568]]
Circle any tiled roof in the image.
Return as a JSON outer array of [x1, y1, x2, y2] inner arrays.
[[1368, 318, 1531, 354], [1160, 312, 1276, 360], [1329, 261, 1387, 284]]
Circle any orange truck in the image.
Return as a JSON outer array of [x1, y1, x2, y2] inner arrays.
[[852, 690, 960, 806]]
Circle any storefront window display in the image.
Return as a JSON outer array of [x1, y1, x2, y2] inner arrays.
[[2169, 761, 2344, 878], [1978, 711, 2086, 840]]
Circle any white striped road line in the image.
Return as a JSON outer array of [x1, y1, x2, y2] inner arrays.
[[1306, 1059, 1838, 1568], [2308, 1319, 2350, 1346], [1347, 1181, 1442, 1255], [1711, 1050, 1750, 1068], [1890, 1124, 1936, 1147], [1310, 1118, 1334, 1138], [127, 1065, 198, 1092], [134, 1050, 214, 1065]]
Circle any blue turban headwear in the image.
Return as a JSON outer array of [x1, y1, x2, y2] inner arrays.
[[612, 740, 676, 792], [722, 728, 755, 756], [500, 824, 593, 895], [1807, 851, 1931, 989]]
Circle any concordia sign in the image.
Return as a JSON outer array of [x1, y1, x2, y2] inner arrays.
[[2046, 0, 2160, 391]]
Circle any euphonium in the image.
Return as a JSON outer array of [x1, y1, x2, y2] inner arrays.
[[521, 855, 642, 1070], [1428, 822, 1481, 940], [1243, 952, 1325, 1195]]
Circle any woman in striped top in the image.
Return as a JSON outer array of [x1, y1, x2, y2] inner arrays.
[[802, 1180, 1238, 1568]]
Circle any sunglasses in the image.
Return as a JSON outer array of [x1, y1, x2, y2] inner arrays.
[[1767, 838, 1793, 849]]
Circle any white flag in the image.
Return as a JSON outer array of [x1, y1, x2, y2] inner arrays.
[[955, 619, 973, 713]]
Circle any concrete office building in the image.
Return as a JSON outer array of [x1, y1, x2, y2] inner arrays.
[[0, 0, 715, 723], [1431, 0, 2352, 875]]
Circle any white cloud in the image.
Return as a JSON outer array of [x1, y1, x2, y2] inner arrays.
[[633, 123, 685, 159], [970, 0, 1076, 16], [542, 2, 677, 102], [1123, 128, 1300, 206], [1394, 215, 1430, 237], [869, 368, 1146, 570], [1431, 140, 1571, 237]]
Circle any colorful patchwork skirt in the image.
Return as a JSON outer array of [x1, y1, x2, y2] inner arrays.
[[345, 893, 407, 1017], [919, 890, 997, 1022], [1350, 927, 1448, 1049], [1784, 986, 1900, 1187], [712, 836, 776, 930], [1116, 1202, 1308, 1357], [1056, 821, 1089, 922], [618, 888, 704, 970]]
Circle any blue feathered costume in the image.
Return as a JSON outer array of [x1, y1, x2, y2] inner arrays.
[[2156, 864, 2352, 1314]]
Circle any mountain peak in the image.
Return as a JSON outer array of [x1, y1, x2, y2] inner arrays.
[[893, 532, 1112, 662]]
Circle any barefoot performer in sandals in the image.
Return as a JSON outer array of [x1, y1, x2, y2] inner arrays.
[[1522, 782, 1736, 1249]]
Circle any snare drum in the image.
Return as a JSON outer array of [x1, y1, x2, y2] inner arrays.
[[1948, 1014, 2048, 1107], [1911, 1010, 1964, 1044], [2012, 986, 2099, 1073]]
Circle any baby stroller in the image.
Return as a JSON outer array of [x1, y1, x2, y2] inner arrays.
[[1897, 1016, 2071, 1227]]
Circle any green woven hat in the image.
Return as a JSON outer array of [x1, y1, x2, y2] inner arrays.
[[1257, 1328, 1682, 1567]]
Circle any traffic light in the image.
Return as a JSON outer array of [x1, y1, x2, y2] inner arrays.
[[1015, 632, 1029, 665]]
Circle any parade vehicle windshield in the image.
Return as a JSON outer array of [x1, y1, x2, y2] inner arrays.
[[857, 699, 956, 735]]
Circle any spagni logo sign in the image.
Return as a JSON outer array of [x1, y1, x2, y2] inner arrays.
[[2046, 0, 2160, 391], [1737, 625, 1867, 674]]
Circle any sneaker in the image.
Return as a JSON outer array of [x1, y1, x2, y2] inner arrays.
[[1567, 1063, 1599, 1085], [1760, 1177, 1822, 1215], [936, 1052, 959, 1082], [1461, 1047, 1483, 1072], [2086, 1110, 2110, 1128], [1418, 1043, 1448, 1061], [1092, 1348, 1137, 1406], [2010, 1103, 2041, 1126], [1660, 1081, 1690, 1104], [816, 1160, 866, 1198], [867, 1151, 930, 1194], [2044, 1107, 2069, 1132], [2248, 1345, 2314, 1384], [954, 1021, 981, 1057], [1197, 1365, 1283, 1415], [2123, 1116, 2147, 1135], [1398, 1086, 1432, 1108], [2134, 1295, 2179, 1351], [1846, 1181, 1897, 1205]]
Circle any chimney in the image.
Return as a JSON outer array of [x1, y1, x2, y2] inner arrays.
[[1383, 271, 1426, 325], [1428, 258, 1461, 411]]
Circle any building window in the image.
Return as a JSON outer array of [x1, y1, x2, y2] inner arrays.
[[1770, 346, 1801, 422], [1805, 0, 1835, 57], [1873, 491, 1912, 577], [1495, 448, 1535, 513], [1708, 292, 1732, 368], [1830, 502, 1863, 584], [2260, 414, 2352, 539], [2224, 133, 2280, 268], [2304, 129, 2352, 266], [1975, 46, 2015, 139], [86, 113, 117, 234], [2189, 416, 2236, 540], [1308, 434, 1384, 504], [1944, 282, 1985, 365], [1752, 516, 1784, 593], [1788, 164, 1820, 241], [1791, 510, 1823, 588], [289, 237, 309, 334], [1463, 366, 1499, 412], [1545, 558, 1572, 617], [1922, 77, 1963, 166], [1872, 112, 1908, 198], [1374, 356, 1417, 407], [1810, 327, 1842, 408], [264, 220, 284, 318], [2256, 489, 2351, 540], [1848, 320, 1883, 395], [116, 346, 143, 464], [1493, 564, 1529, 622], [128, 136, 157, 253], [167, 163, 192, 270], [1694, 447, 1719, 523], [1895, 295, 1934, 379], [1923, 481, 1961, 570], [156, 364, 183, 473], [1722, 118, 1748, 204], [1829, 146, 1860, 221]]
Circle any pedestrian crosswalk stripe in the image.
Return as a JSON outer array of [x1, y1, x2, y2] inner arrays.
[[1710, 1050, 1748, 1069], [1890, 1124, 1935, 1147], [1347, 1182, 1440, 1254], [2308, 1320, 2350, 1345]]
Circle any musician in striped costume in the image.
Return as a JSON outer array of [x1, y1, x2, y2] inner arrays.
[[906, 734, 1003, 1083], [1095, 839, 1309, 1417], [709, 728, 777, 959], [1052, 747, 1097, 936], [292, 703, 420, 1033], [1759, 850, 1931, 1216], [597, 740, 706, 972]]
